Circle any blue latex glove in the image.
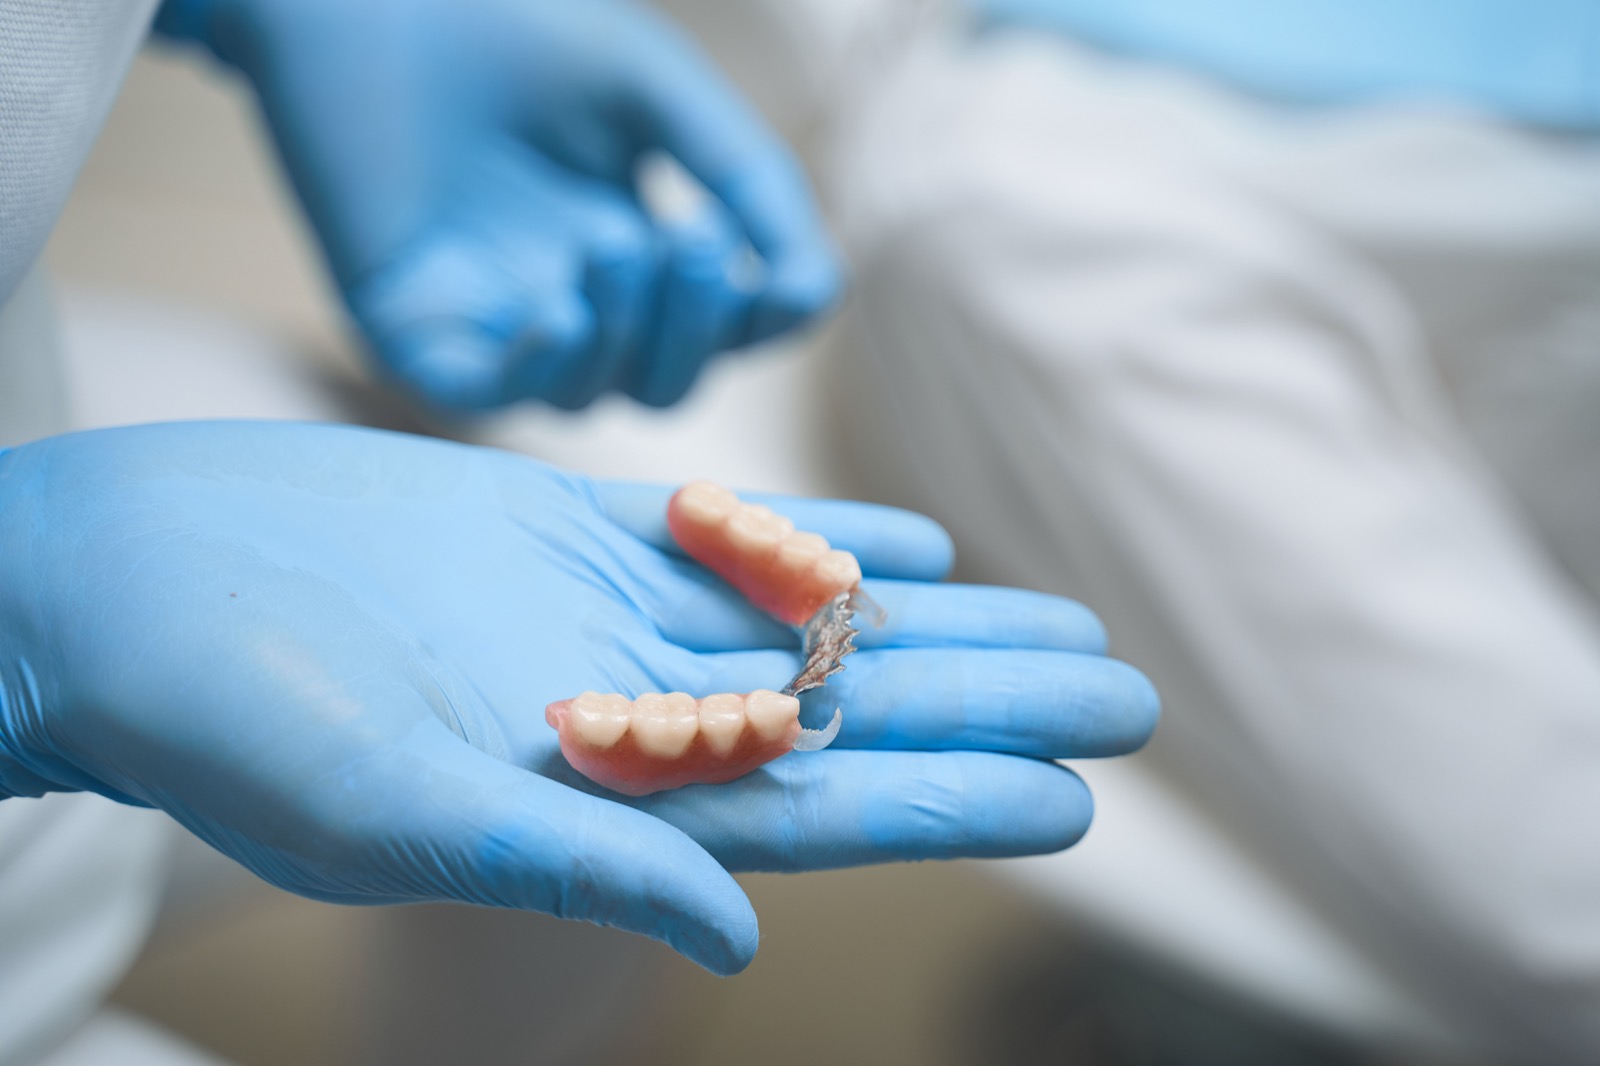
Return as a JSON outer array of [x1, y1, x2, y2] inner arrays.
[[0, 423, 1155, 973], [154, 0, 841, 411]]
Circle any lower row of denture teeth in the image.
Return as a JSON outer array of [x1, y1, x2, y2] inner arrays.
[[568, 689, 800, 758]]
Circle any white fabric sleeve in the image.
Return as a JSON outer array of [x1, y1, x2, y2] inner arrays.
[[0, 8, 174, 1063], [820, 33, 1600, 1062], [0, 0, 159, 306]]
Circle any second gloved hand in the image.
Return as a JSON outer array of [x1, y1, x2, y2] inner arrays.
[[156, 0, 842, 411], [0, 423, 1156, 973]]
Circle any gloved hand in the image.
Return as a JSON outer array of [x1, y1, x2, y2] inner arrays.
[[0, 423, 1156, 973], [154, 0, 841, 411]]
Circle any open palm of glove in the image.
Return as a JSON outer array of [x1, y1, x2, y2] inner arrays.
[[159, 0, 840, 411], [0, 423, 1154, 973]]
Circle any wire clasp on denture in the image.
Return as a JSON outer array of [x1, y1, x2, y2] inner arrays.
[[782, 586, 883, 751], [545, 483, 889, 795]]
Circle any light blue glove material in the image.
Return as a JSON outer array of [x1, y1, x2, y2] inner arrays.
[[153, 0, 842, 411], [976, 0, 1600, 130], [0, 423, 1156, 973]]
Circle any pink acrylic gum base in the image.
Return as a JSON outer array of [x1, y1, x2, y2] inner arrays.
[[547, 483, 860, 797], [544, 698, 801, 798], [666, 490, 850, 627]]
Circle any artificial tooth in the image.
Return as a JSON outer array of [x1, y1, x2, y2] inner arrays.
[[697, 693, 746, 755], [662, 691, 698, 720], [677, 481, 739, 526], [571, 691, 631, 749], [727, 504, 795, 554], [813, 550, 862, 590], [631, 692, 699, 759], [777, 531, 830, 572], [745, 689, 800, 740]]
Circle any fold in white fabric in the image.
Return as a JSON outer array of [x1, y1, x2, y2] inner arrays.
[[820, 24, 1600, 1061]]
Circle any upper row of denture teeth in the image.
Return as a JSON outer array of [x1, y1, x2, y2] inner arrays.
[[569, 689, 800, 758], [676, 482, 863, 590]]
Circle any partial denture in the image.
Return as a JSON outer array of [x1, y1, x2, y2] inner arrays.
[[545, 689, 841, 797], [667, 481, 862, 627], [548, 482, 868, 796]]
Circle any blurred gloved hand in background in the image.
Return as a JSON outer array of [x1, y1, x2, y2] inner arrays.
[[154, 0, 842, 411], [0, 423, 1156, 974]]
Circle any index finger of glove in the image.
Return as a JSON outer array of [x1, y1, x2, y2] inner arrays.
[[631, 42, 839, 344], [694, 646, 1160, 759]]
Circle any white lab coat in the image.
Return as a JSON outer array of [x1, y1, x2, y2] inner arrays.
[[0, 280, 197, 1066], [0, 4, 194, 1064], [806, 14, 1600, 1063]]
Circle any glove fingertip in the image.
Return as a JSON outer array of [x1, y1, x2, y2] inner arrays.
[[386, 324, 510, 411], [684, 895, 760, 977], [511, 288, 598, 406], [875, 512, 955, 582], [1028, 761, 1095, 854], [746, 255, 845, 347]]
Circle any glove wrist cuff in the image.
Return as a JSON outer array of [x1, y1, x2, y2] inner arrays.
[[0, 659, 59, 800], [0, 449, 37, 799], [0, 760, 58, 800]]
